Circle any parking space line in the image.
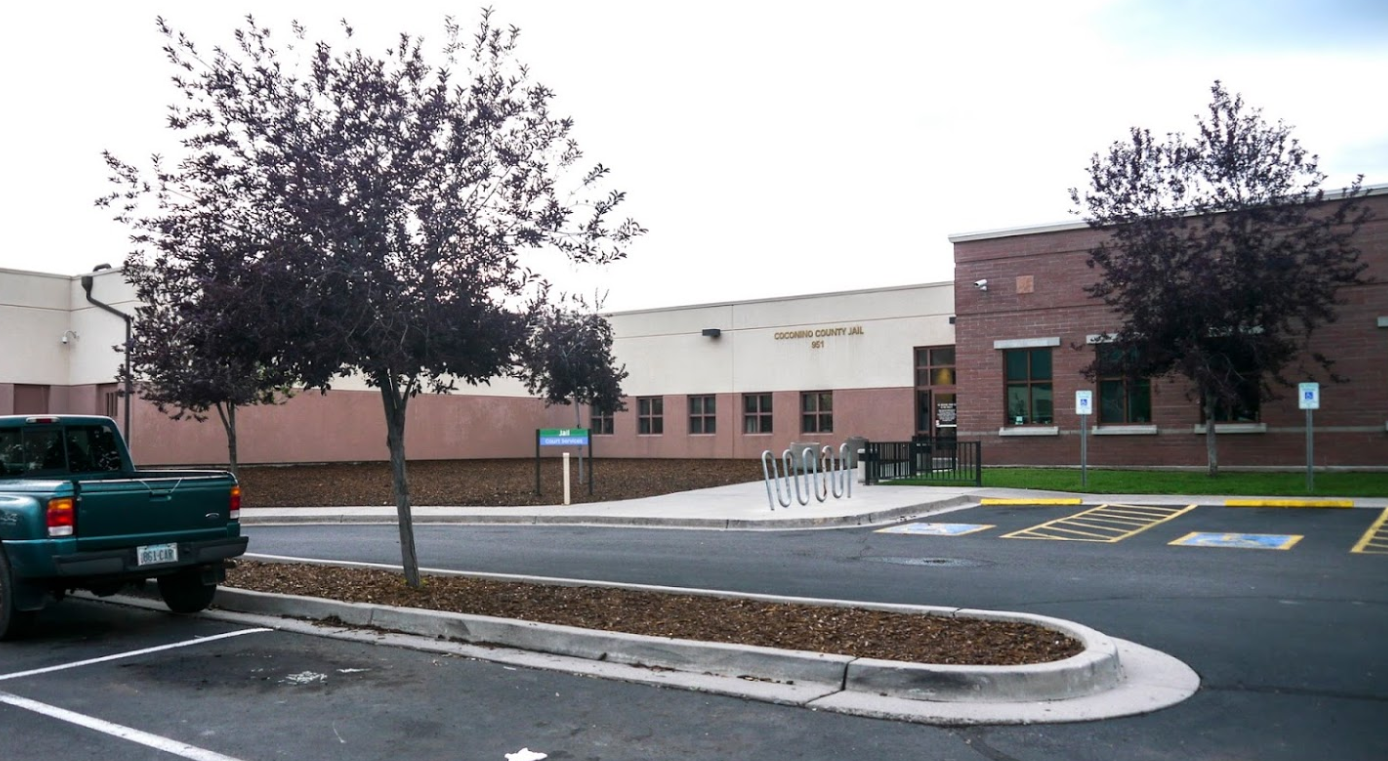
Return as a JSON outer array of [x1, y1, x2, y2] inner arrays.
[[1001, 503, 1198, 543], [0, 690, 250, 761], [0, 628, 271, 682], [1351, 508, 1388, 554]]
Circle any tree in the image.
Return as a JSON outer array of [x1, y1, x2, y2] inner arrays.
[[112, 12, 643, 587], [101, 157, 297, 478], [517, 293, 629, 420], [1069, 81, 1371, 475]]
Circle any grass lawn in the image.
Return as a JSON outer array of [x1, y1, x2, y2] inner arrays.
[[896, 468, 1388, 498]]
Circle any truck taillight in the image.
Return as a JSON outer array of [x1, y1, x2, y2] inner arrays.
[[47, 497, 75, 537], [229, 486, 241, 520]]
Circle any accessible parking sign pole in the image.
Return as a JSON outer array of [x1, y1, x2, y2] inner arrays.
[[1076, 390, 1093, 488], [1299, 383, 1319, 493]]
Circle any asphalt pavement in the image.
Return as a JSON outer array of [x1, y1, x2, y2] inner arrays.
[[227, 478, 1386, 725]]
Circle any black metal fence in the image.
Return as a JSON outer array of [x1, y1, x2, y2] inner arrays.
[[863, 437, 982, 486]]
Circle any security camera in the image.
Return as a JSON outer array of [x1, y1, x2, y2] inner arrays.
[[61, 334, 69, 344], [973, 279, 988, 291]]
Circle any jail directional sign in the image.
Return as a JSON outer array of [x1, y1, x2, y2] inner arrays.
[[1170, 532, 1303, 550], [877, 522, 994, 536]]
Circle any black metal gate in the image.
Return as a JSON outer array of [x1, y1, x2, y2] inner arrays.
[[863, 437, 981, 486]]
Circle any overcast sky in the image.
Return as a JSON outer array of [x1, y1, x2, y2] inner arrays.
[[3, 1, 1385, 311]]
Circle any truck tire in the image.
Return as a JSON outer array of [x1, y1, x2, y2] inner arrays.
[[157, 570, 217, 614], [0, 550, 38, 640]]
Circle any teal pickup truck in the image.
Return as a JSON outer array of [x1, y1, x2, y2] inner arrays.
[[0, 415, 246, 639]]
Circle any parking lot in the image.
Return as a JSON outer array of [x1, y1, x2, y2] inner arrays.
[[4, 500, 1387, 760]]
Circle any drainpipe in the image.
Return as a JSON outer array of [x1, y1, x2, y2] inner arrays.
[[80, 265, 134, 451]]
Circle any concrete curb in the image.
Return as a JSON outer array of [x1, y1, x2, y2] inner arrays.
[[206, 584, 1121, 704]]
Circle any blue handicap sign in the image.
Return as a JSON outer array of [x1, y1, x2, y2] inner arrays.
[[876, 522, 994, 536], [1170, 532, 1302, 550]]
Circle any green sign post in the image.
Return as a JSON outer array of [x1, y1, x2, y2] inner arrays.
[[535, 429, 594, 497]]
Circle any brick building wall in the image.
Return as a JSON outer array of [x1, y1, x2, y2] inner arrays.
[[951, 192, 1388, 469]]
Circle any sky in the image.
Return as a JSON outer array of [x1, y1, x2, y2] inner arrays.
[[2, 0, 1385, 312]]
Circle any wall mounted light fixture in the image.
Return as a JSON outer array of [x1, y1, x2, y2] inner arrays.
[[701, 328, 722, 338]]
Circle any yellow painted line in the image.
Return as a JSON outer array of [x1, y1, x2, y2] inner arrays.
[[1351, 508, 1388, 554], [1001, 503, 1198, 543], [1225, 499, 1354, 508], [980, 498, 1083, 506]]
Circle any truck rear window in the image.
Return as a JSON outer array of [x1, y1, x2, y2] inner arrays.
[[0, 425, 124, 477]]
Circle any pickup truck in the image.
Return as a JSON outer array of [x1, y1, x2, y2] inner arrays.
[[0, 414, 246, 639]]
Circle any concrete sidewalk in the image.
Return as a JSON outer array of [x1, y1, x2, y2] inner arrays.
[[239, 479, 1388, 529]]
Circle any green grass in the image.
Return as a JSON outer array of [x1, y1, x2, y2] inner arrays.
[[895, 468, 1388, 498]]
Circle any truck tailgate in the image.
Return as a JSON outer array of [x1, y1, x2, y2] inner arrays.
[[75, 473, 237, 551]]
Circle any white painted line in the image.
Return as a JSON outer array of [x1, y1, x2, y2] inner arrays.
[[0, 628, 272, 682], [0, 690, 250, 761]]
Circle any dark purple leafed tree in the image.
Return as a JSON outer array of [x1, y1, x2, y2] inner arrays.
[[1069, 82, 1371, 475], [101, 144, 298, 478], [517, 294, 629, 419], [104, 11, 643, 587]]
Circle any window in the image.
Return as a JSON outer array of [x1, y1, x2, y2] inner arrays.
[[637, 396, 663, 435], [1004, 348, 1053, 425], [914, 346, 956, 387], [743, 393, 772, 434], [1200, 346, 1261, 424], [1095, 347, 1151, 424], [1203, 386, 1261, 423], [688, 395, 716, 434], [801, 391, 833, 434], [590, 409, 614, 436]]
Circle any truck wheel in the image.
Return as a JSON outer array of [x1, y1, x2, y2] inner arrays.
[[157, 571, 217, 614], [0, 551, 38, 640]]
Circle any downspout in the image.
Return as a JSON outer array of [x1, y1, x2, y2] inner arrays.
[[81, 267, 134, 451]]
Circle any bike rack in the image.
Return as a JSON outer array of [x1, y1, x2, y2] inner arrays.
[[761, 443, 854, 511]]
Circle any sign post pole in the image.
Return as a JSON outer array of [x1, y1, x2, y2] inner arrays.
[[1299, 383, 1319, 493], [1076, 390, 1093, 489], [536, 428, 591, 503]]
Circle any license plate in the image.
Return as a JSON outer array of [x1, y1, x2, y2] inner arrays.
[[137, 543, 178, 566]]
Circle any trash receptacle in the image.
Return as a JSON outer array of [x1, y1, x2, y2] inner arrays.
[[844, 436, 868, 468], [788, 442, 820, 472]]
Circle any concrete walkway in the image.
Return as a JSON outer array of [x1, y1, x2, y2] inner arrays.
[[240, 479, 1388, 529]]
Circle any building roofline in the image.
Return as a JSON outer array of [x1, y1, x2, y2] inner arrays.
[[606, 279, 954, 317], [0, 264, 126, 280], [947, 181, 1388, 244]]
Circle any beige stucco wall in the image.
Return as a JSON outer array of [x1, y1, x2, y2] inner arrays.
[[2, 267, 953, 464]]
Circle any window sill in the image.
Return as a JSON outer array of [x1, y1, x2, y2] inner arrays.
[[1191, 423, 1267, 435], [998, 426, 1059, 437], [1092, 425, 1158, 436]]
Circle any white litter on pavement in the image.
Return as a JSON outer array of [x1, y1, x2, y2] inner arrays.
[[505, 749, 547, 761]]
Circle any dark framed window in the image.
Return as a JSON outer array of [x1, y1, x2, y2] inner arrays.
[[1004, 348, 1053, 425], [914, 346, 956, 387], [1200, 346, 1262, 424], [801, 391, 833, 434], [688, 395, 716, 434], [590, 410, 614, 436], [637, 396, 663, 435], [743, 393, 772, 434], [1203, 386, 1261, 423], [1095, 347, 1151, 424]]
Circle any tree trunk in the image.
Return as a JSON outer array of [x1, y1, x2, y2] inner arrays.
[[1203, 395, 1220, 477], [379, 377, 421, 588], [215, 402, 239, 479]]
